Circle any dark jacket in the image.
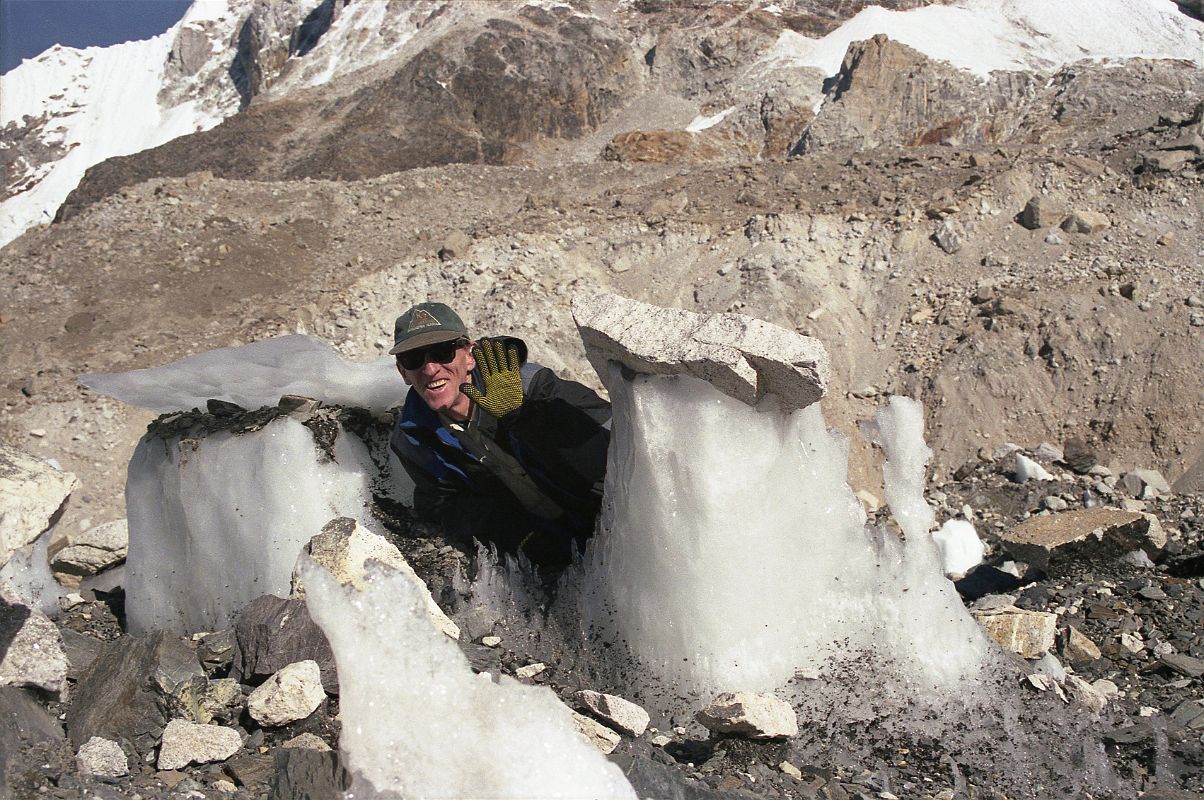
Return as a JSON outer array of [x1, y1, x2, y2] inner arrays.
[[390, 336, 611, 565]]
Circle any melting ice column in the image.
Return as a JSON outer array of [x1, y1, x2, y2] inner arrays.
[[571, 293, 994, 700], [572, 293, 837, 695]]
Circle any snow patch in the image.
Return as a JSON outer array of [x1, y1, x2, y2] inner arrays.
[[686, 106, 737, 133]]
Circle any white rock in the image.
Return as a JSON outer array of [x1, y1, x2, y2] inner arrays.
[[571, 292, 830, 412], [569, 709, 622, 754], [1092, 678, 1120, 699], [296, 517, 459, 640], [481, 636, 501, 648], [0, 444, 79, 567], [515, 662, 546, 680], [1066, 675, 1109, 714], [76, 736, 129, 778], [247, 660, 325, 727], [51, 519, 129, 576], [779, 761, 803, 780], [1119, 632, 1145, 654], [157, 719, 242, 770], [1014, 454, 1053, 482], [696, 692, 798, 740], [575, 690, 650, 737]]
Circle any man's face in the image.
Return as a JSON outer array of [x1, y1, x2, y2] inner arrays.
[[398, 339, 476, 421]]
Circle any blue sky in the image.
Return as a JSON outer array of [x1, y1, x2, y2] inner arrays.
[[1, 0, 190, 74]]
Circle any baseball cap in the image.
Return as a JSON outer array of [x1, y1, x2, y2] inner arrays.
[[388, 302, 468, 355]]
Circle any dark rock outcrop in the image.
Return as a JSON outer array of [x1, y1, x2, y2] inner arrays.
[[231, 595, 338, 693]]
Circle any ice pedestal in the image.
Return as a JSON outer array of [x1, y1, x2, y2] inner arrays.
[[125, 415, 375, 634]]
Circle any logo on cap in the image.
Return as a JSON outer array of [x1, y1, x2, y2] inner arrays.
[[408, 309, 441, 330]]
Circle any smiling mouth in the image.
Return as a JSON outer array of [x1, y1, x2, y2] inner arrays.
[[425, 379, 449, 391]]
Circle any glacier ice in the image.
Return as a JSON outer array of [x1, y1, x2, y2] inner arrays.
[[125, 415, 375, 634], [300, 557, 636, 800], [573, 371, 993, 697], [932, 519, 986, 578], [81, 335, 401, 414]]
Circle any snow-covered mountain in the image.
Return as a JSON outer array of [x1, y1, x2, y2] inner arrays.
[[1, 0, 1200, 248]]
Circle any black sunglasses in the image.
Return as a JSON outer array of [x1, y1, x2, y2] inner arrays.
[[397, 339, 468, 370]]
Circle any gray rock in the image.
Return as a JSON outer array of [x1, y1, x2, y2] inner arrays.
[[60, 628, 102, 681], [1000, 508, 1166, 573], [0, 686, 70, 798], [696, 691, 798, 740], [1170, 699, 1204, 730], [157, 718, 242, 770], [933, 220, 962, 253], [247, 660, 325, 727], [1020, 195, 1066, 230], [231, 595, 338, 694], [1121, 469, 1171, 499], [572, 292, 829, 412], [1160, 653, 1204, 678], [268, 747, 350, 800], [76, 736, 129, 778], [575, 690, 650, 737], [971, 606, 1056, 658], [1043, 496, 1069, 512], [1065, 675, 1109, 714], [196, 678, 244, 725], [0, 443, 79, 567], [282, 732, 331, 751], [67, 631, 197, 755], [0, 598, 67, 693], [1033, 442, 1064, 462], [50, 519, 128, 577]]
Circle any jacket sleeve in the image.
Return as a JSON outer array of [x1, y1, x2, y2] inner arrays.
[[498, 368, 612, 510]]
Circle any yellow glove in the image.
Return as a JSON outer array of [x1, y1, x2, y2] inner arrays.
[[460, 339, 524, 418]]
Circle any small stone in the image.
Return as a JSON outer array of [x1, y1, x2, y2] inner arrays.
[[779, 761, 803, 780], [157, 719, 242, 770], [1033, 442, 1064, 462], [1060, 626, 1102, 662], [246, 660, 325, 727], [0, 602, 68, 694], [1020, 195, 1065, 229], [1119, 632, 1145, 654], [76, 736, 129, 778], [696, 692, 798, 740], [1043, 496, 1069, 512], [575, 690, 650, 737], [650, 734, 671, 747], [569, 709, 621, 754], [971, 606, 1057, 658], [281, 732, 331, 751], [515, 662, 546, 680], [933, 221, 962, 254], [1066, 675, 1108, 714], [1060, 210, 1110, 234], [481, 636, 501, 648]]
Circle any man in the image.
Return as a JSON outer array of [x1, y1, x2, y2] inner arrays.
[[388, 302, 611, 568]]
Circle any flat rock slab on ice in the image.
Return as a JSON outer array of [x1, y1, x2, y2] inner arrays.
[[1000, 508, 1166, 573], [572, 293, 830, 412], [575, 690, 650, 737]]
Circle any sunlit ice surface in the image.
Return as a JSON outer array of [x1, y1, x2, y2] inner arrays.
[[571, 369, 995, 699], [301, 558, 637, 800]]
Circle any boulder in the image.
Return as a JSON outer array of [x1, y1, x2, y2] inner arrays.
[[437, 229, 472, 261], [575, 690, 650, 737], [1000, 508, 1166, 573], [0, 597, 67, 693], [932, 220, 963, 254], [1060, 210, 1110, 234], [970, 606, 1057, 658], [0, 443, 79, 567], [247, 660, 325, 727], [296, 517, 459, 640], [0, 686, 69, 787], [230, 595, 338, 694], [50, 519, 128, 578], [157, 718, 242, 770], [268, 747, 350, 800], [572, 293, 829, 412], [67, 631, 199, 754], [76, 736, 129, 778], [1059, 625, 1102, 662], [1020, 195, 1067, 230], [696, 692, 798, 740], [1120, 469, 1171, 499], [569, 708, 622, 754]]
